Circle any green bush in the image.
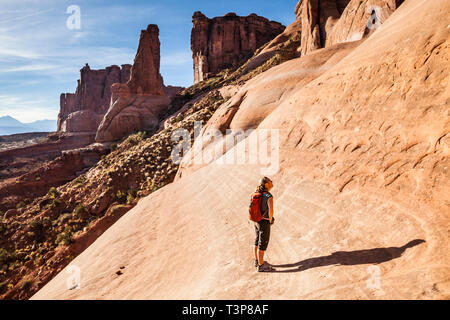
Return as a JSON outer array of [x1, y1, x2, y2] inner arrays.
[[138, 131, 148, 139], [28, 219, 45, 242], [126, 194, 134, 205], [56, 227, 73, 246], [73, 175, 86, 186], [16, 201, 26, 210], [50, 198, 61, 208], [125, 135, 139, 146], [110, 143, 118, 152], [20, 279, 32, 290], [0, 248, 16, 266], [0, 219, 6, 234], [42, 217, 51, 228], [73, 203, 88, 220], [47, 187, 59, 199], [116, 190, 127, 204]]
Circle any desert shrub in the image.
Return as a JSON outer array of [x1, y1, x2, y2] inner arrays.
[[20, 279, 32, 290], [126, 194, 134, 205], [56, 213, 72, 226], [0, 219, 7, 234], [127, 189, 137, 198], [73, 203, 88, 220], [50, 198, 61, 208], [56, 227, 73, 246], [110, 143, 118, 152], [27, 219, 45, 242], [125, 135, 139, 146], [16, 201, 26, 209], [42, 217, 51, 228], [47, 187, 59, 199], [116, 190, 127, 204], [0, 281, 6, 294], [138, 131, 148, 139], [34, 255, 44, 267], [73, 175, 86, 186], [0, 248, 16, 266]]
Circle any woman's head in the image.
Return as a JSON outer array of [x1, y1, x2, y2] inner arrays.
[[256, 176, 273, 193]]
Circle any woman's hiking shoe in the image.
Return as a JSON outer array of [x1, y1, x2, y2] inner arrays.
[[257, 262, 275, 272]]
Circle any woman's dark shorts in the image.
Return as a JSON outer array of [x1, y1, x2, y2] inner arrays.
[[254, 219, 271, 251]]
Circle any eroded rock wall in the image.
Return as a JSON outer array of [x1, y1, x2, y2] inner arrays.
[[191, 12, 285, 83]]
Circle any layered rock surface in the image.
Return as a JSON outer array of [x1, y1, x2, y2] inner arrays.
[[191, 12, 285, 83], [33, 0, 449, 300]]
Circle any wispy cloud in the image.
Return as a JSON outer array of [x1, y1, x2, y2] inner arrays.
[[2, 64, 56, 73], [0, 8, 54, 25]]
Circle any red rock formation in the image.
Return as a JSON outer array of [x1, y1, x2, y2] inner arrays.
[[95, 25, 170, 143], [191, 12, 285, 83], [58, 64, 131, 133], [127, 24, 164, 95]]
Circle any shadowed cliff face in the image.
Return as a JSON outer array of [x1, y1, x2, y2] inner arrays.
[[191, 12, 285, 83]]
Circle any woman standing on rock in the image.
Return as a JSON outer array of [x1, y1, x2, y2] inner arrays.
[[252, 176, 275, 272]]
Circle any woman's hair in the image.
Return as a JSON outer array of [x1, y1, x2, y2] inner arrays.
[[255, 176, 270, 193]]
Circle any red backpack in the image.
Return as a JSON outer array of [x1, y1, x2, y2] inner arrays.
[[248, 191, 267, 222]]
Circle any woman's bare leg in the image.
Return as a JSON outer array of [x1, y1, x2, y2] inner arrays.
[[258, 250, 265, 266]]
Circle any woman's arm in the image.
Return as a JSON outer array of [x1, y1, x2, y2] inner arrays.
[[268, 197, 274, 223]]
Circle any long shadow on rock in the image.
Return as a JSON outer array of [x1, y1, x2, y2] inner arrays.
[[270, 239, 426, 273]]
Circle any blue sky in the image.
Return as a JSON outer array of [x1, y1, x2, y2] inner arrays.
[[0, 0, 297, 122]]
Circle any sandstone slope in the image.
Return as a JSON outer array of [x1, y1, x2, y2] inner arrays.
[[33, 0, 449, 299]]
